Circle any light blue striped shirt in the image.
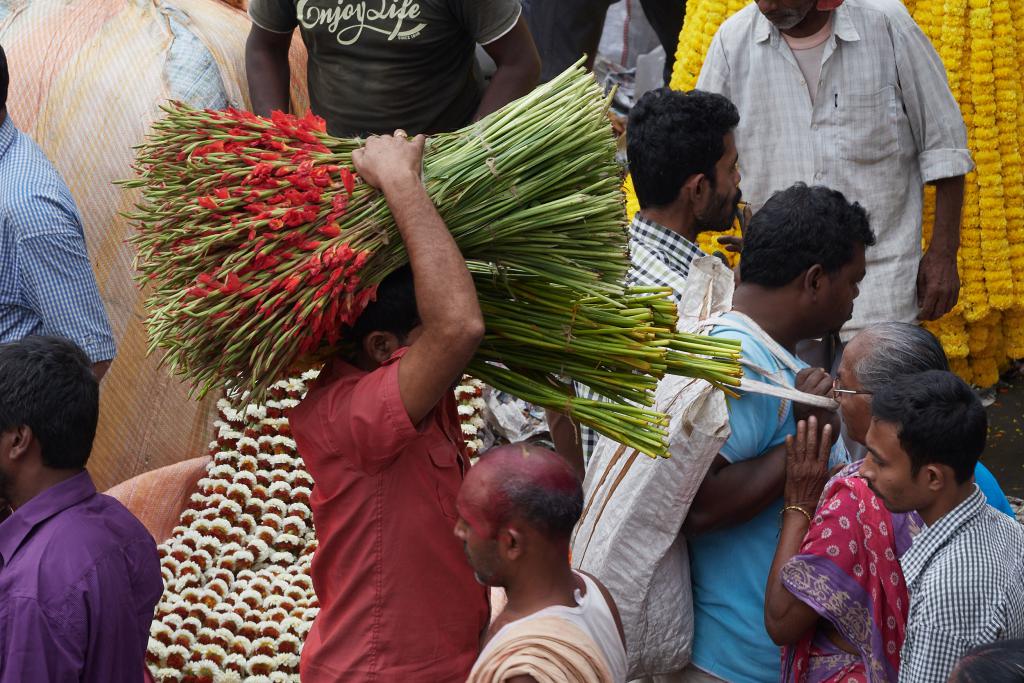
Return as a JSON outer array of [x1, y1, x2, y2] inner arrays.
[[0, 116, 115, 363]]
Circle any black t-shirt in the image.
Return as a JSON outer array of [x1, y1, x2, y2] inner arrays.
[[249, 0, 521, 137]]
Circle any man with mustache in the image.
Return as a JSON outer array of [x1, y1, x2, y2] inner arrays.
[[697, 0, 972, 372], [563, 87, 744, 465], [455, 444, 628, 683]]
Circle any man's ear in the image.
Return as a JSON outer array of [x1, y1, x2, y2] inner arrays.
[[681, 173, 708, 206], [3, 425, 33, 463], [803, 264, 827, 300], [360, 331, 401, 366], [923, 463, 949, 493], [500, 527, 524, 562]]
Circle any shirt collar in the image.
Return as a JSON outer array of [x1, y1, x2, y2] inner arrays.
[[754, 4, 859, 45], [900, 485, 985, 587], [321, 346, 409, 383], [629, 213, 704, 270], [0, 470, 97, 568], [0, 116, 17, 160]]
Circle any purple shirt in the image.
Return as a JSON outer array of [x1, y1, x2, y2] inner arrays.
[[0, 471, 162, 682]]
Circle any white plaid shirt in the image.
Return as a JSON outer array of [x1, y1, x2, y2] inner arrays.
[[697, 0, 973, 339], [898, 486, 1024, 683], [578, 214, 704, 459]]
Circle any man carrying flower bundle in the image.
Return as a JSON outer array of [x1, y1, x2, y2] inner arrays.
[[697, 0, 973, 370], [0, 45, 116, 380], [245, 0, 541, 137], [288, 131, 489, 682]]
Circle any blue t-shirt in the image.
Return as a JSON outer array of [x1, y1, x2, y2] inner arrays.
[[975, 461, 1015, 517], [689, 315, 847, 683]]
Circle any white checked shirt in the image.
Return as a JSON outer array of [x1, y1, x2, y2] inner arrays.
[[697, 0, 973, 339], [898, 486, 1024, 683], [578, 214, 705, 459]]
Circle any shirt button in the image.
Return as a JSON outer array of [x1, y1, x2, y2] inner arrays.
[[800, 79, 806, 86]]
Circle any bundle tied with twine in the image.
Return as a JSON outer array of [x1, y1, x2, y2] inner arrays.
[[124, 63, 742, 458]]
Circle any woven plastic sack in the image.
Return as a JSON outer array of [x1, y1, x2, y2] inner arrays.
[[571, 255, 734, 678], [106, 455, 212, 543], [0, 0, 308, 490]]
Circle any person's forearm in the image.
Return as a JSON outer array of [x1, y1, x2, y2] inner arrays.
[[929, 176, 965, 256], [381, 173, 482, 336], [764, 511, 814, 644], [545, 408, 584, 480], [246, 39, 292, 117], [683, 445, 787, 536], [474, 65, 539, 121]]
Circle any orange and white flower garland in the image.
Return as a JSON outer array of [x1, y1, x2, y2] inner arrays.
[[146, 372, 321, 682]]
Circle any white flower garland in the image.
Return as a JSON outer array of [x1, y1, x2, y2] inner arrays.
[[455, 376, 486, 457]]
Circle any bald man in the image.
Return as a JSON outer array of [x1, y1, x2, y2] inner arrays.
[[456, 444, 628, 683]]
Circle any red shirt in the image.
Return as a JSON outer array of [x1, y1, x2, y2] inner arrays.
[[290, 349, 488, 682]]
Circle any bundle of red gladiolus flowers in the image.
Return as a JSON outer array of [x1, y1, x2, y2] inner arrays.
[[125, 64, 741, 457]]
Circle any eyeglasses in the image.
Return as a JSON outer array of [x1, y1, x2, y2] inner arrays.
[[832, 377, 872, 400]]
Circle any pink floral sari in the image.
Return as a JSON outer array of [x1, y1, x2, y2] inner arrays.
[[780, 466, 919, 683]]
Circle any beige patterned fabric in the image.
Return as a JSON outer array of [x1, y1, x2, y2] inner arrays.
[[1, 0, 309, 489]]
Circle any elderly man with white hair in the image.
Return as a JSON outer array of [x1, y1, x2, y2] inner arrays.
[[835, 321, 1013, 513]]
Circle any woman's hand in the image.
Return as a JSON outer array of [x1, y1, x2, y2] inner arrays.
[[784, 416, 832, 512]]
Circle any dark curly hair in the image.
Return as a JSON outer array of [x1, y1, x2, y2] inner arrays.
[[1, 44, 8, 113], [951, 640, 1024, 683], [740, 183, 876, 287], [627, 88, 739, 209], [344, 265, 419, 345], [0, 336, 99, 470], [871, 370, 987, 484]]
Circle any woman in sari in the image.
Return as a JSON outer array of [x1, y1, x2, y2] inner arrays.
[[764, 416, 912, 683]]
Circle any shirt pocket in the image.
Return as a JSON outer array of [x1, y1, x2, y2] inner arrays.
[[427, 443, 461, 521], [836, 85, 900, 164]]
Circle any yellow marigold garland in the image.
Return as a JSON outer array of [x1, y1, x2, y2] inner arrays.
[[620, 0, 1024, 385]]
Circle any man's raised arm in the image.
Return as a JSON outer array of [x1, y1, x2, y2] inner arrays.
[[351, 132, 485, 425]]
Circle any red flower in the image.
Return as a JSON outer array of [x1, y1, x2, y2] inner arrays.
[[318, 223, 341, 238], [220, 272, 243, 294], [214, 188, 229, 200], [198, 196, 219, 210], [282, 209, 307, 227], [301, 110, 327, 133], [339, 168, 355, 196]]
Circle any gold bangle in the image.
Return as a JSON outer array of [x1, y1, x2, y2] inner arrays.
[[782, 505, 813, 525]]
